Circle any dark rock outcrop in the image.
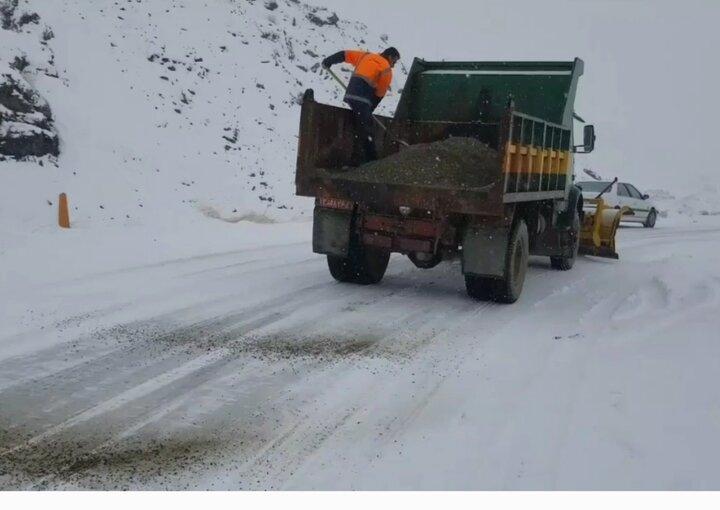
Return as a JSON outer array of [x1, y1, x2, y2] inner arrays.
[[0, 0, 59, 159], [0, 66, 59, 158], [307, 9, 339, 27]]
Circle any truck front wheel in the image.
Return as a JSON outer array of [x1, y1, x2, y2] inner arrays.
[[550, 210, 580, 270], [327, 244, 390, 285]]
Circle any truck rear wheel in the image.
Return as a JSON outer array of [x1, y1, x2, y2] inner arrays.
[[464, 274, 496, 301], [550, 211, 580, 270], [464, 219, 529, 303], [327, 244, 390, 285], [492, 219, 529, 303]]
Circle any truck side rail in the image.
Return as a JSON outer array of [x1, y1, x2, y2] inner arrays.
[[502, 111, 572, 203]]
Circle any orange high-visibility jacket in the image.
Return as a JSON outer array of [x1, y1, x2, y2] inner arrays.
[[344, 50, 393, 98]]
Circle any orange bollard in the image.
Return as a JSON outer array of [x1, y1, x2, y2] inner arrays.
[[58, 192, 70, 228]]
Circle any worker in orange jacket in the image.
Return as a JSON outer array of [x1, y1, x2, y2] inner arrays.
[[322, 47, 400, 161]]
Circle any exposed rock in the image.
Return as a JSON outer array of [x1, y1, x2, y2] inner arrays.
[[0, 0, 18, 30], [0, 120, 58, 158], [307, 9, 338, 27], [17, 11, 38, 27], [0, 2, 59, 159]]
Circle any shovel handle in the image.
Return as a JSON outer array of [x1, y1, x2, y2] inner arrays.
[[326, 67, 348, 91]]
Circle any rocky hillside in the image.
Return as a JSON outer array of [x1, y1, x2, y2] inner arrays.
[[0, 0, 59, 160], [0, 0, 407, 229]]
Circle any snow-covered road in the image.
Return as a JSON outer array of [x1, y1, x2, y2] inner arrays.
[[1, 218, 719, 489]]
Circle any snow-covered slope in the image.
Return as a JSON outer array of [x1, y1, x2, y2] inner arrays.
[[0, 0, 406, 231], [2, 0, 718, 234], [647, 187, 720, 220]]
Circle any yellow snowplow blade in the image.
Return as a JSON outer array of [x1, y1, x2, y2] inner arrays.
[[579, 198, 628, 259]]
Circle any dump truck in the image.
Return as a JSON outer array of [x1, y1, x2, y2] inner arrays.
[[295, 58, 624, 302]]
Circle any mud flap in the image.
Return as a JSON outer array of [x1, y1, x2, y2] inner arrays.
[[462, 224, 508, 278], [313, 207, 353, 257]]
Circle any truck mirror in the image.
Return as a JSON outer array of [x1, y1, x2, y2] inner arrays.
[[642, 193, 649, 200], [583, 124, 596, 153]]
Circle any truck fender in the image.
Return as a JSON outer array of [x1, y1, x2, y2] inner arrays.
[[313, 207, 353, 257]]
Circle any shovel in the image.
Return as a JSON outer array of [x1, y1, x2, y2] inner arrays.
[[325, 68, 410, 147]]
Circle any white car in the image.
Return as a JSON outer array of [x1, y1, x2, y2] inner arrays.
[[577, 180, 658, 228]]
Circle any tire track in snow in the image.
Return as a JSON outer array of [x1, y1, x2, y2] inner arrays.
[[54, 240, 310, 287], [1, 261, 476, 488], [0, 257, 347, 392], [221, 296, 500, 489], [1, 250, 322, 352], [0, 350, 230, 456], [0, 257, 430, 467], [18, 253, 418, 375], [1, 239, 615, 488]]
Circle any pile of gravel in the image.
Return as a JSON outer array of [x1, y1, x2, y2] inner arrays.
[[323, 137, 501, 190]]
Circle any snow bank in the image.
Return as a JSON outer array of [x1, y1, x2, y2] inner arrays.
[[646, 186, 720, 219]]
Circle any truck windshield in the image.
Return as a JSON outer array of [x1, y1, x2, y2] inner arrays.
[[577, 181, 612, 192]]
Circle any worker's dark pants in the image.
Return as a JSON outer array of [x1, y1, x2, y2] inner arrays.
[[346, 99, 377, 162]]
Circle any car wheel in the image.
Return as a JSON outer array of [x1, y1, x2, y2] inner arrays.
[[644, 209, 657, 228]]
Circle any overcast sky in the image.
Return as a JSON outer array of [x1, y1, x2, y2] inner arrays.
[[328, 0, 719, 193]]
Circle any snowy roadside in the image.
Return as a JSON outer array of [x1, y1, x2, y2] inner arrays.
[[0, 210, 714, 351], [0, 213, 312, 353]]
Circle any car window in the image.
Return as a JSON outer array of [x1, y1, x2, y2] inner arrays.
[[617, 183, 630, 197], [626, 184, 643, 199], [576, 181, 613, 193]]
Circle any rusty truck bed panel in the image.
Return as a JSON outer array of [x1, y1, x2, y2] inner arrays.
[[313, 178, 501, 216]]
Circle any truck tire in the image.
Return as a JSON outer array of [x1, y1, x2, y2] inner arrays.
[[644, 209, 657, 228], [327, 244, 390, 285], [464, 274, 496, 301], [464, 219, 529, 303], [550, 211, 580, 270], [493, 219, 529, 303]]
